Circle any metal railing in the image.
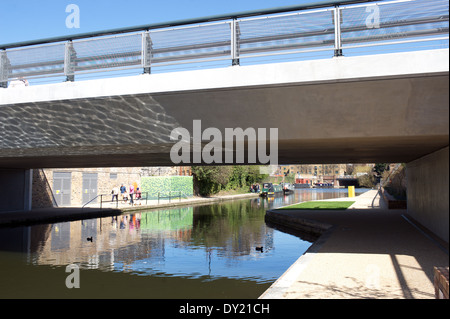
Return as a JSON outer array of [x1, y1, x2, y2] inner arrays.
[[0, 0, 448, 87], [81, 191, 193, 209], [82, 192, 149, 209], [156, 191, 192, 204]]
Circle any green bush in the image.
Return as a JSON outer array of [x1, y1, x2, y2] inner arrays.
[[191, 165, 268, 196], [358, 174, 376, 188]]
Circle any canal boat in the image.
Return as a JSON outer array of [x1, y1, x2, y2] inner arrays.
[[294, 183, 311, 188], [280, 182, 295, 194], [260, 183, 283, 197], [313, 182, 334, 188]]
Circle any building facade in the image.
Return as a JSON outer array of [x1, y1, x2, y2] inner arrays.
[[279, 164, 375, 186], [32, 167, 191, 208]]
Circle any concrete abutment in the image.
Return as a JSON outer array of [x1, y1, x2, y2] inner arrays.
[[0, 169, 32, 213], [406, 146, 449, 244]]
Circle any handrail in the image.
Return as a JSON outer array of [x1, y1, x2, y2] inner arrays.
[[80, 191, 193, 209], [0, 0, 380, 50], [0, 0, 447, 87], [82, 193, 109, 209], [157, 191, 193, 204]]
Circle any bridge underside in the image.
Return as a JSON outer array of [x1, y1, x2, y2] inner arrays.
[[0, 135, 447, 169], [0, 50, 448, 168], [0, 75, 448, 168]]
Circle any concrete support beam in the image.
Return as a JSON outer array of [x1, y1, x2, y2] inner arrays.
[[406, 147, 449, 243], [0, 169, 33, 213]]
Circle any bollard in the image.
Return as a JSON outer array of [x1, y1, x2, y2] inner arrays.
[[348, 186, 355, 198]]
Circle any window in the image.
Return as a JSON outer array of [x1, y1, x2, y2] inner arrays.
[[110, 173, 118, 179]]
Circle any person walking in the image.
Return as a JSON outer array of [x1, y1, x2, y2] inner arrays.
[[120, 184, 127, 202], [129, 184, 135, 205], [135, 187, 142, 206], [111, 186, 119, 203]]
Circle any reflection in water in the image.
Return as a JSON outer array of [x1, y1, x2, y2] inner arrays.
[[0, 188, 367, 298]]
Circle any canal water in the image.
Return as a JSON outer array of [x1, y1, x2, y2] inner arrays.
[[0, 188, 367, 299]]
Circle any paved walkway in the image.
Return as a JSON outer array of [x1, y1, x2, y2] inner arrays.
[[261, 190, 449, 299]]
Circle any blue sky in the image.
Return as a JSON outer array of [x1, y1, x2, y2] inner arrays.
[[0, 0, 314, 45]]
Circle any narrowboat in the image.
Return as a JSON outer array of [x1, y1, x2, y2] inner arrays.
[[260, 183, 283, 197]]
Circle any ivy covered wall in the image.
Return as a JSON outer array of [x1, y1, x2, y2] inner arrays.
[[140, 176, 193, 200]]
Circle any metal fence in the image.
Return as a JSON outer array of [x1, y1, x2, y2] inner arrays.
[[0, 0, 448, 87]]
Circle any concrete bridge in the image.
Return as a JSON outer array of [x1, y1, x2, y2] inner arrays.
[[0, 0, 449, 243], [0, 48, 447, 168]]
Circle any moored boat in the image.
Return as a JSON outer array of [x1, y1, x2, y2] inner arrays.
[[280, 182, 294, 194], [260, 183, 283, 196]]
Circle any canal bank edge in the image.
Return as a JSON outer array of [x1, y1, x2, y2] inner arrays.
[[259, 190, 379, 299], [120, 192, 260, 213], [0, 192, 260, 227], [260, 210, 334, 299]]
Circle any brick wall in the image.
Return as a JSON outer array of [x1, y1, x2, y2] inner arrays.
[[31, 169, 55, 208]]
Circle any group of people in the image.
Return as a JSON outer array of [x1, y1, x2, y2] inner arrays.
[[250, 184, 261, 193], [111, 184, 142, 206]]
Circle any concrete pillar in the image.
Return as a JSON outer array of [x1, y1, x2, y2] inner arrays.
[[406, 147, 449, 244], [0, 169, 33, 213]]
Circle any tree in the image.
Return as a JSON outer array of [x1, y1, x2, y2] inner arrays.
[[191, 166, 233, 196], [191, 165, 268, 196], [357, 174, 376, 188], [345, 164, 354, 176], [373, 163, 390, 176]]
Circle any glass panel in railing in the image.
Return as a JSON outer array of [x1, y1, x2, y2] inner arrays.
[[237, 8, 336, 59], [149, 22, 231, 65], [340, 0, 449, 49], [71, 33, 143, 74], [5, 42, 65, 80]]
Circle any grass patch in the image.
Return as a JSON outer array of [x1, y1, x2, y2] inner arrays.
[[278, 201, 355, 210]]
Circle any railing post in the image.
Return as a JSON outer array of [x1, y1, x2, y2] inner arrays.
[[333, 6, 343, 57], [100, 195, 103, 209], [231, 19, 240, 66], [145, 192, 148, 206], [142, 31, 152, 74], [64, 41, 76, 82], [0, 50, 10, 88]]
